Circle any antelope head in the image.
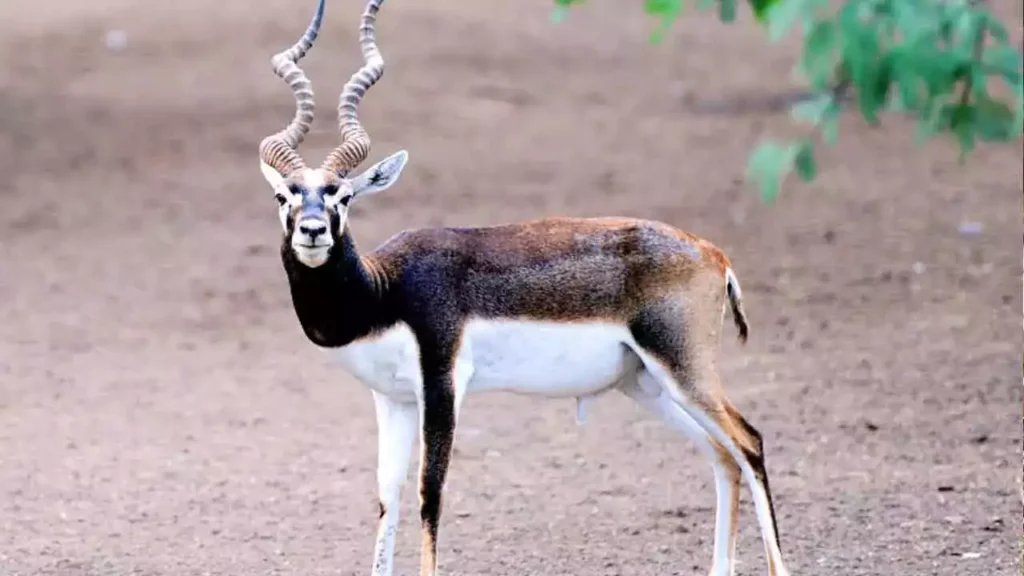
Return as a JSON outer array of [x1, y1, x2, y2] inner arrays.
[[259, 0, 408, 268]]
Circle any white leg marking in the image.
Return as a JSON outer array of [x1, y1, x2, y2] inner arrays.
[[714, 467, 740, 576], [621, 375, 739, 576], [371, 392, 419, 576], [628, 350, 790, 576]]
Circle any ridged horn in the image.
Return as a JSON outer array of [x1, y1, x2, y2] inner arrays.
[[321, 0, 386, 177], [258, 0, 326, 178]]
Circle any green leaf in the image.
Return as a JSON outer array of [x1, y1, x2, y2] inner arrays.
[[915, 99, 952, 144], [952, 8, 980, 50], [649, 16, 677, 44], [838, 6, 886, 124], [888, 49, 922, 113], [800, 19, 838, 89], [644, 0, 680, 17], [793, 139, 818, 181], [719, 0, 738, 23], [748, 0, 782, 21], [550, 0, 586, 23], [894, 63, 922, 111], [835, 6, 876, 119], [982, 45, 1023, 86], [1012, 82, 1024, 139], [919, 52, 962, 101], [871, 53, 894, 113], [936, 1, 963, 47], [746, 139, 799, 203], [790, 93, 832, 125], [645, 0, 682, 44], [979, 9, 1009, 44], [890, 1, 930, 46], [973, 97, 1016, 142], [820, 104, 841, 145], [766, 0, 809, 42]]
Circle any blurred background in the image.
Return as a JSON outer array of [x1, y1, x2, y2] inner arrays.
[[0, 0, 1021, 574]]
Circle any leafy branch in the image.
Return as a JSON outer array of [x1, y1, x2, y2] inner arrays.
[[552, 0, 1023, 202]]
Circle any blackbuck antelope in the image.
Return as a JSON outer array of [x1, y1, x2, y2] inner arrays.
[[256, 0, 790, 575]]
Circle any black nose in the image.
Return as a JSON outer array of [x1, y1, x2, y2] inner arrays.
[[298, 221, 327, 240]]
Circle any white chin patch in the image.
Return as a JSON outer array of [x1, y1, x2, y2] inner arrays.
[[292, 245, 331, 267]]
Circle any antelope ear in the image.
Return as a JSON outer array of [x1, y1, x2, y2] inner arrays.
[[350, 150, 409, 201], [260, 161, 286, 191]]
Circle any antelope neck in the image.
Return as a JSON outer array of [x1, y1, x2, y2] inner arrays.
[[281, 228, 397, 347]]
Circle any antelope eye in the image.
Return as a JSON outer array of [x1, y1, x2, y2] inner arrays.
[[322, 184, 340, 196], [275, 193, 288, 207], [339, 195, 353, 206]]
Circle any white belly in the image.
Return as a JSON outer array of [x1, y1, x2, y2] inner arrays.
[[464, 319, 638, 396], [331, 319, 639, 402]]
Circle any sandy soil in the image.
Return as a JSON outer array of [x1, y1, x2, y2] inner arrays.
[[1, 0, 1021, 574]]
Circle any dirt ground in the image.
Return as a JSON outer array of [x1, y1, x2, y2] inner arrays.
[[1, 0, 1021, 575]]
